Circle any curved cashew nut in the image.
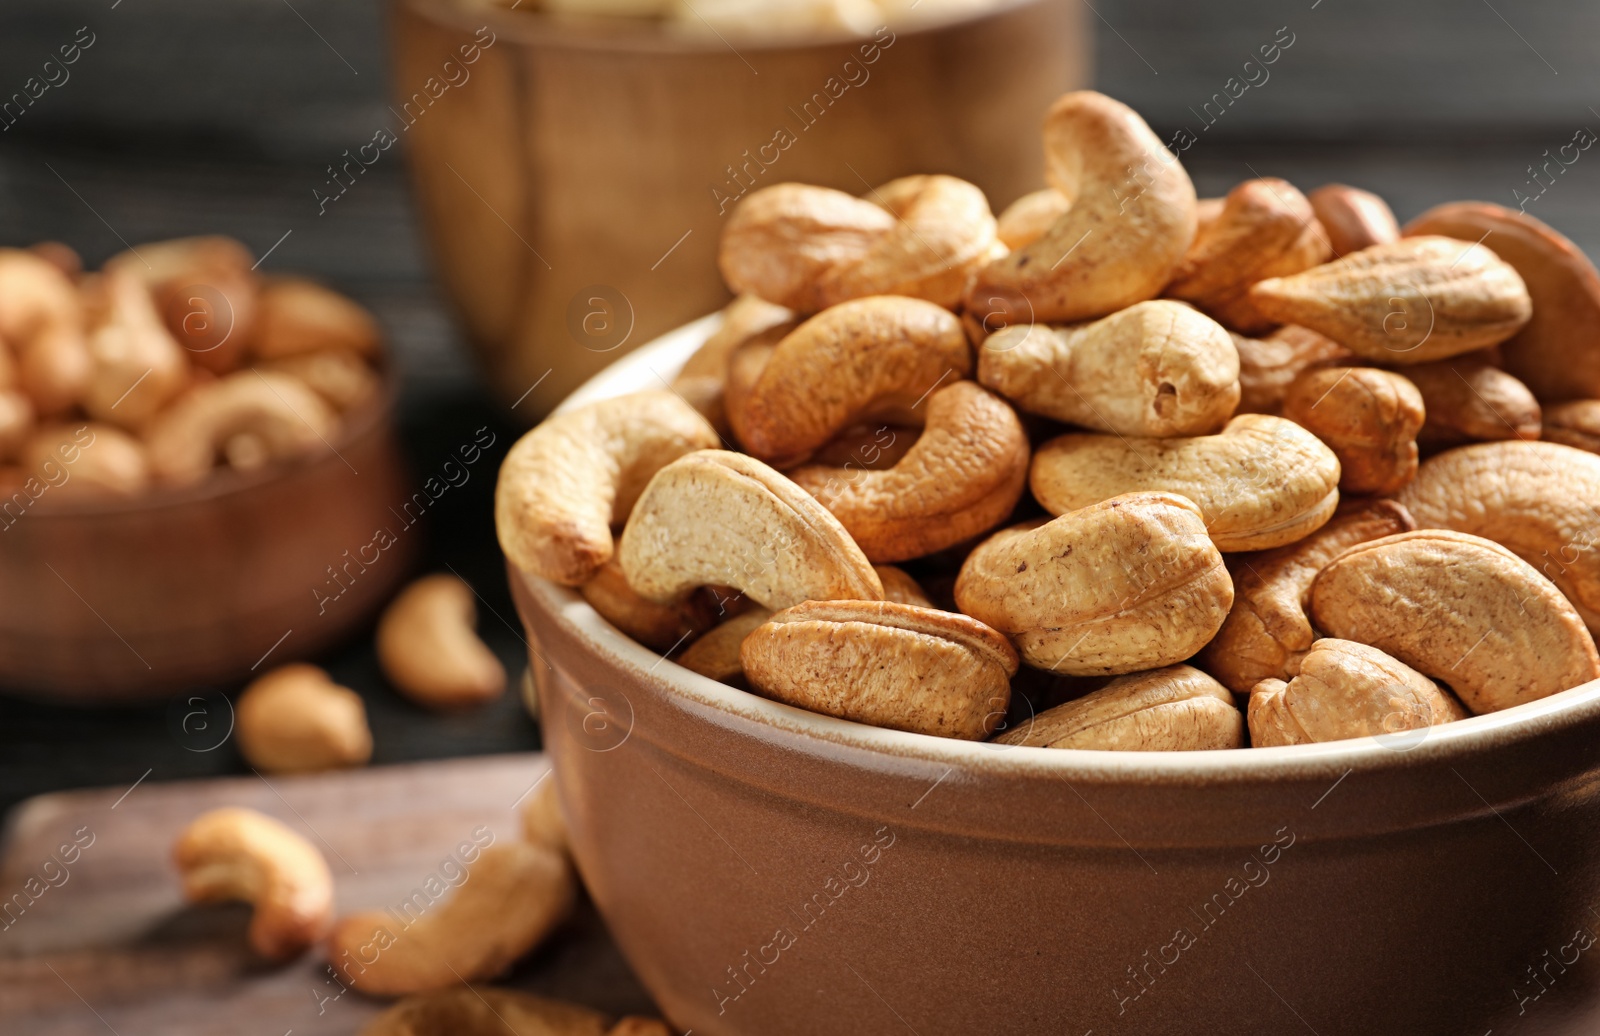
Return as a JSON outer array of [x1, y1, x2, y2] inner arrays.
[[377, 574, 506, 710], [954, 492, 1233, 675], [237, 663, 373, 773], [672, 295, 796, 435], [1308, 184, 1400, 258], [965, 91, 1198, 328], [719, 176, 997, 311], [1230, 325, 1351, 415], [1310, 529, 1600, 713], [1543, 400, 1600, 454], [580, 558, 710, 652], [787, 382, 1028, 562], [83, 266, 190, 426], [740, 599, 1017, 739], [1403, 352, 1540, 447], [1199, 499, 1415, 694], [144, 370, 336, 485], [173, 807, 333, 960], [359, 987, 635, 1036], [977, 300, 1240, 437], [1396, 441, 1600, 633], [618, 450, 882, 610], [1030, 414, 1342, 552], [1164, 177, 1331, 334], [995, 665, 1243, 751], [995, 188, 1070, 251], [109, 236, 259, 375], [251, 277, 381, 360], [1248, 638, 1466, 748], [495, 390, 719, 585], [329, 840, 575, 995], [1281, 366, 1424, 495], [22, 422, 149, 497], [727, 295, 970, 465], [1404, 201, 1600, 400], [676, 608, 773, 687], [1247, 236, 1533, 365], [261, 349, 381, 412]]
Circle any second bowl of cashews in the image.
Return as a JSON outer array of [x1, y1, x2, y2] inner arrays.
[[496, 90, 1600, 1036]]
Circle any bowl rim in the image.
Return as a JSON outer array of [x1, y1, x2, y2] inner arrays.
[[399, 0, 1052, 55], [515, 308, 1600, 785]]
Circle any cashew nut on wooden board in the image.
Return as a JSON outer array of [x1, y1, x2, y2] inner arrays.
[[491, 88, 1600, 752]]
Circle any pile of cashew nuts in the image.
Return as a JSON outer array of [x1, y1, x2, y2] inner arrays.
[[0, 236, 384, 497], [495, 89, 1600, 754]]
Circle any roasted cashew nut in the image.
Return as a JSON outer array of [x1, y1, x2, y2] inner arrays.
[[17, 320, 92, 418], [1308, 184, 1400, 258], [1247, 236, 1533, 365], [726, 295, 970, 465], [82, 266, 190, 426], [109, 235, 259, 374], [495, 390, 719, 586], [618, 450, 882, 610], [787, 382, 1029, 562], [671, 295, 796, 436], [719, 176, 997, 312], [1402, 351, 1540, 447], [954, 492, 1233, 675], [1280, 366, 1424, 495], [741, 599, 1017, 739], [1030, 414, 1342, 552], [377, 574, 507, 710], [1543, 400, 1600, 454], [18, 423, 148, 498], [580, 558, 710, 652], [965, 91, 1198, 328], [329, 840, 576, 995], [1396, 441, 1600, 634], [1200, 499, 1414, 694], [1164, 177, 1331, 334], [251, 277, 382, 360], [995, 665, 1243, 751], [173, 807, 334, 960], [0, 248, 80, 345], [675, 609, 773, 687], [144, 369, 336, 485], [977, 300, 1240, 437], [237, 663, 373, 773], [1248, 638, 1466, 748], [995, 188, 1070, 251], [1310, 529, 1600, 713], [1230, 325, 1351, 415]]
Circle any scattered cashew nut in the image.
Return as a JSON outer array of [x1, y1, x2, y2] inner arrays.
[[236, 663, 373, 774], [995, 665, 1243, 751], [377, 574, 507, 710]]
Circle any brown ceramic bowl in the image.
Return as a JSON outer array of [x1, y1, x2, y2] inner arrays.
[[508, 317, 1600, 1036], [0, 377, 417, 703], [389, 0, 1086, 417]]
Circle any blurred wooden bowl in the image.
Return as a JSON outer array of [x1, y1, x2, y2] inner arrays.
[[390, 0, 1086, 417], [0, 378, 417, 703]]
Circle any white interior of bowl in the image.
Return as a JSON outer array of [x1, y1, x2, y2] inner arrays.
[[525, 309, 1600, 780]]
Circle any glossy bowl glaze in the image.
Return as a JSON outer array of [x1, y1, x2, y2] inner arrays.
[[508, 316, 1600, 1036], [0, 379, 417, 702]]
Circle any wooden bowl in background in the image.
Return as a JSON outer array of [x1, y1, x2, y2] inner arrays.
[[0, 379, 417, 703], [389, 0, 1087, 417]]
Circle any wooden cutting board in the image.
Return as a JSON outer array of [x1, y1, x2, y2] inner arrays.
[[0, 754, 655, 1035]]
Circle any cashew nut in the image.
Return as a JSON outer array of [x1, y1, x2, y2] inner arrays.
[[672, 295, 796, 435], [1247, 236, 1533, 365], [328, 839, 575, 995], [251, 277, 381, 359], [995, 188, 1070, 251], [1396, 441, 1600, 633], [496, 390, 719, 586], [1230, 325, 1351, 415], [260, 349, 381, 412], [1310, 529, 1600, 713], [1164, 177, 1332, 334], [580, 558, 710, 651], [786, 382, 1028, 562], [1280, 366, 1424, 495], [954, 492, 1233, 675], [1404, 201, 1600, 400], [0, 248, 80, 345], [22, 422, 149, 497], [82, 266, 190, 426], [172, 807, 333, 960], [377, 574, 507, 710], [977, 300, 1240, 437], [1402, 351, 1541, 447], [1030, 414, 1342, 552], [1199, 499, 1415, 693], [726, 295, 970, 465], [144, 369, 337, 485], [874, 564, 932, 607], [359, 987, 626, 1036], [676, 608, 773, 686], [965, 91, 1198, 328], [16, 320, 92, 417], [619, 450, 883, 610], [109, 236, 258, 374], [740, 599, 1017, 739], [995, 665, 1243, 751], [236, 664, 373, 774], [1307, 184, 1400, 258], [1543, 400, 1600, 454], [1248, 638, 1466, 748], [719, 176, 997, 311]]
